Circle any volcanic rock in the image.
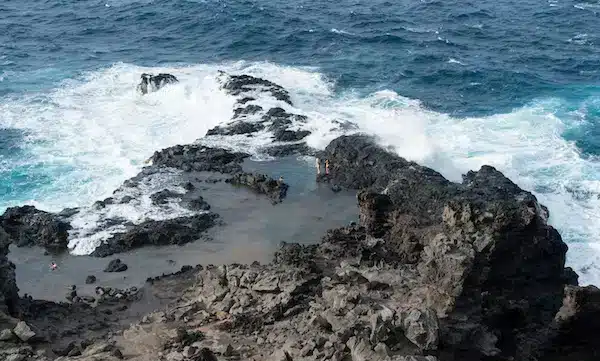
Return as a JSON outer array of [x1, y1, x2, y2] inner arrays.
[[0, 205, 71, 251]]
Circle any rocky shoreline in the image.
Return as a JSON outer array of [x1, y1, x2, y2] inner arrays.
[[1, 73, 600, 361]]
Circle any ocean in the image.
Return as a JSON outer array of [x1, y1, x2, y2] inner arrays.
[[1, 0, 600, 284]]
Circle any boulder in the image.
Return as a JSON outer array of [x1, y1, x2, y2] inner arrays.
[[85, 275, 97, 284], [103, 259, 128, 273], [181, 196, 211, 211], [0, 205, 71, 251], [137, 73, 178, 95], [226, 173, 288, 204], [150, 189, 181, 205], [13, 321, 35, 342], [232, 104, 263, 119]]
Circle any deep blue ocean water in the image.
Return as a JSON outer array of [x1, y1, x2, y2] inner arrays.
[[1, 0, 600, 283]]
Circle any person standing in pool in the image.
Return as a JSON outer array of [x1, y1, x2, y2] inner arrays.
[[316, 157, 322, 175], [50, 262, 57, 271], [325, 159, 330, 175]]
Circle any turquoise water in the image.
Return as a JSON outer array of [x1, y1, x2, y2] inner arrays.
[[1, 0, 600, 284]]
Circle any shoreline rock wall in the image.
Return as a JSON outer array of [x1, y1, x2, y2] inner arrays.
[[1, 74, 599, 361]]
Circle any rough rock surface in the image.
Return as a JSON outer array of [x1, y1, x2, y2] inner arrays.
[[2, 121, 600, 360], [150, 145, 250, 174], [103, 259, 128, 273], [263, 143, 314, 157], [219, 72, 293, 105], [536, 285, 600, 360], [206, 121, 265, 136], [91, 213, 218, 257], [0, 206, 71, 251], [226, 173, 289, 204], [0, 227, 18, 315], [207, 72, 312, 149]]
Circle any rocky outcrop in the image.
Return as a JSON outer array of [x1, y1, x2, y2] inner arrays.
[[226, 173, 289, 204], [206, 121, 266, 136], [149, 189, 182, 205], [314, 134, 575, 360], [90, 213, 218, 257], [0, 227, 18, 315], [1, 206, 71, 251], [263, 142, 314, 157], [150, 144, 249, 174], [218, 72, 292, 105], [210, 72, 312, 150], [137, 73, 178, 95]]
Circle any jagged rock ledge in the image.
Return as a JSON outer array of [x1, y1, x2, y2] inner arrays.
[[1, 134, 598, 361]]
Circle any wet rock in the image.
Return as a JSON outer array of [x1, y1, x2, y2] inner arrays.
[[13, 321, 35, 342], [150, 144, 249, 174], [536, 285, 600, 360], [91, 213, 218, 257], [103, 259, 128, 273], [137, 73, 178, 95], [85, 275, 97, 284], [0, 205, 71, 251], [119, 195, 134, 204], [273, 129, 310, 142], [263, 143, 313, 157], [232, 104, 263, 118], [207, 121, 265, 136], [226, 173, 288, 204], [150, 189, 182, 205], [219, 72, 293, 105], [182, 182, 195, 191], [57, 207, 80, 218], [181, 196, 211, 211]]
